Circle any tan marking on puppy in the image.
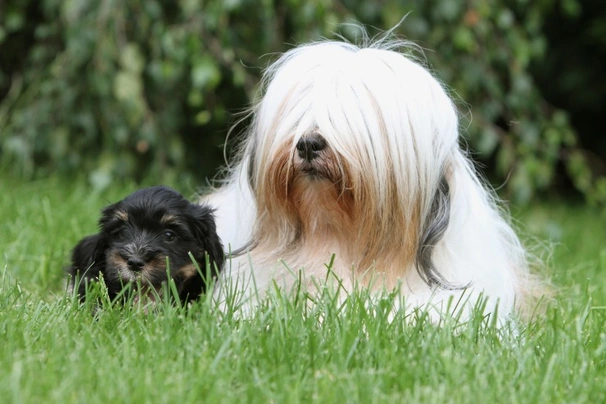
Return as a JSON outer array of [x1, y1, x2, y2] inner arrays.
[[141, 256, 169, 286], [177, 263, 198, 280], [106, 250, 136, 282], [114, 210, 129, 222], [160, 214, 182, 226]]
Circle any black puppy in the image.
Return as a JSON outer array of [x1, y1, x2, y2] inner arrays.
[[68, 186, 224, 305]]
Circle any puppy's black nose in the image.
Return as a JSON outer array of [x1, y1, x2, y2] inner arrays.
[[127, 256, 145, 271], [296, 135, 326, 161]]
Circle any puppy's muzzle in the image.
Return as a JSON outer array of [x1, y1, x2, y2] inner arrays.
[[126, 255, 145, 271], [119, 246, 156, 272]]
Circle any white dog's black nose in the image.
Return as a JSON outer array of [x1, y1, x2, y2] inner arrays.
[[296, 135, 326, 161]]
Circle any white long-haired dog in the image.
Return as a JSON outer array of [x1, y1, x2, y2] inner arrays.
[[204, 39, 541, 322]]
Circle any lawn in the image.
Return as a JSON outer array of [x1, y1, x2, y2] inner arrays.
[[1, 175, 605, 403]]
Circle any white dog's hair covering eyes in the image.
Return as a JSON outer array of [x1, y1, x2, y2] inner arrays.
[[204, 39, 542, 322]]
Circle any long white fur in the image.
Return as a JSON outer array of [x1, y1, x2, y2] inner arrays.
[[204, 39, 534, 323]]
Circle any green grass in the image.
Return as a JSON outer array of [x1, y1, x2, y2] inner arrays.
[[1, 175, 605, 403]]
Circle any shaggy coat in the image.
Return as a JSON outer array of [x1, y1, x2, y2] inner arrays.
[[69, 186, 224, 304], [204, 40, 539, 322]]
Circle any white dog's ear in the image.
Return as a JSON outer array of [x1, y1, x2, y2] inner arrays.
[[246, 141, 257, 189], [415, 174, 458, 289]]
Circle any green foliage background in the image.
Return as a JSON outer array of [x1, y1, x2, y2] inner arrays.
[[1, 0, 604, 207]]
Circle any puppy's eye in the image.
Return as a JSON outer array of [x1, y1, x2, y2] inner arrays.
[[164, 231, 176, 242], [114, 228, 128, 239]]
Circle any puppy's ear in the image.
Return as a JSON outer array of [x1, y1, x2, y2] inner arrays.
[[67, 234, 106, 296], [188, 204, 224, 275], [99, 201, 122, 227]]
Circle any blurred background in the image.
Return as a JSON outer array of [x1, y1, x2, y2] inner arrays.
[[0, 0, 605, 210]]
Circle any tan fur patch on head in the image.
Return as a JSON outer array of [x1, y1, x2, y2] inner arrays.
[[161, 214, 182, 226], [176, 263, 198, 280], [106, 250, 136, 282], [106, 250, 127, 269], [114, 210, 129, 222], [141, 256, 169, 284]]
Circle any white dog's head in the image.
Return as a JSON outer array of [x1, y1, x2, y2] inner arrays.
[[235, 41, 466, 288]]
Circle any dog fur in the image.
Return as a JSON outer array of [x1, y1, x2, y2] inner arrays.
[[203, 39, 544, 323], [68, 186, 224, 305]]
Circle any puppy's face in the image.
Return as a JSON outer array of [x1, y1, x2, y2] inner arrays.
[[69, 186, 223, 304]]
